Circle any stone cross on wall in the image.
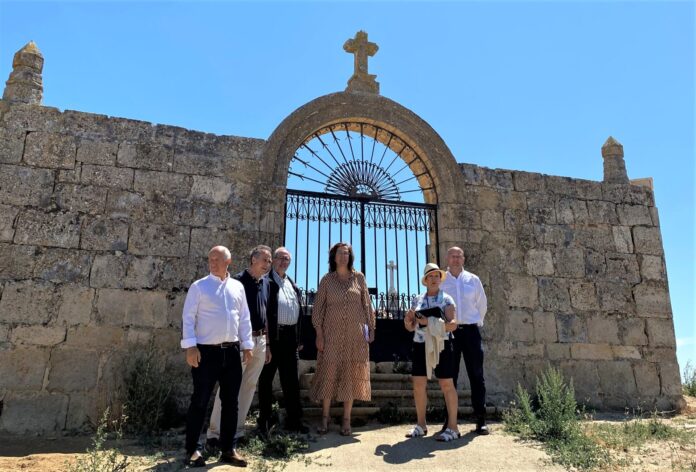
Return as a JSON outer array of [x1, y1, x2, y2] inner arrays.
[[387, 260, 397, 295], [343, 30, 380, 94]]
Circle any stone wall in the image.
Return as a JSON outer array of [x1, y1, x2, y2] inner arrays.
[[443, 163, 680, 410], [0, 45, 682, 432], [0, 100, 277, 433]]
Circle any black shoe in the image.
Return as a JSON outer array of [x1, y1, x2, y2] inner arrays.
[[475, 423, 490, 435], [183, 454, 206, 468], [220, 449, 248, 467]]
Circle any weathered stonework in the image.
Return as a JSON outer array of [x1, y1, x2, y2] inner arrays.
[[0, 41, 682, 433]]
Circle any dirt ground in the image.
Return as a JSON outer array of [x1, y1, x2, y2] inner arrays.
[[1, 398, 694, 472]]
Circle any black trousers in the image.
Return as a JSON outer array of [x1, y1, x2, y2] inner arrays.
[[185, 344, 242, 455], [258, 326, 303, 427], [451, 324, 487, 419]]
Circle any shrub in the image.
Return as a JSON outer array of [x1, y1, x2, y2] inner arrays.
[[65, 408, 129, 472], [122, 339, 180, 436], [683, 361, 696, 396]]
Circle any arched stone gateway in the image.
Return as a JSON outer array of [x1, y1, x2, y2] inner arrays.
[[260, 91, 465, 362]]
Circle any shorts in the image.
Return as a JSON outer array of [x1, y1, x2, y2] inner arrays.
[[411, 340, 455, 379]]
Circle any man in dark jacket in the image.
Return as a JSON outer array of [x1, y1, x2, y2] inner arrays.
[[257, 247, 308, 434]]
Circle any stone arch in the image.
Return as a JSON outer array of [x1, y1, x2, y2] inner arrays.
[[261, 91, 464, 206]]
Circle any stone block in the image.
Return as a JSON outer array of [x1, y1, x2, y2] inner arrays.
[[81, 164, 134, 189], [616, 204, 653, 226], [558, 360, 600, 404], [602, 184, 652, 205], [526, 193, 556, 224], [532, 311, 557, 342], [555, 198, 588, 224], [48, 347, 99, 391], [584, 249, 606, 279], [0, 128, 24, 164], [65, 393, 99, 431], [65, 325, 125, 349], [569, 281, 598, 310], [618, 318, 648, 345], [0, 280, 56, 323], [123, 256, 163, 289], [659, 361, 682, 396], [0, 323, 8, 341], [504, 274, 538, 308], [0, 205, 19, 241], [634, 282, 672, 317], [553, 248, 585, 278], [612, 226, 634, 253], [33, 248, 93, 284], [10, 325, 66, 346], [506, 310, 535, 342], [586, 316, 620, 344], [190, 227, 236, 258], [89, 253, 127, 288], [57, 164, 81, 184], [159, 257, 200, 291], [190, 175, 235, 204], [54, 183, 107, 214], [129, 224, 189, 257], [649, 206, 660, 226], [577, 226, 615, 252], [480, 209, 505, 231], [512, 171, 546, 192], [96, 289, 169, 328], [23, 131, 76, 169], [645, 318, 676, 347], [0, 392, 68, 433], [633, 226, 663, 255], [641, 347, 677, 363], [633, 362, 660, 396], [538, 278, 571, 312], [496, 341, 544, 358], [556, 314, 587, 343], [167, 292, 187, 328], [605, 253, 640, 284], [597, 360, 637, 397], [105, 189, 146, 219], [14, 210, 81, 248], [525, 249, 554, 275], [612, 345, 642, 360], [0, 347, 49, 389], [117, 142, 173, 171], [0, 243, 37, 279], [80, 217, 129, 251], [0, 164, 54, 207], [586, 200, 618, 224], [570, 343, 613, 360], [57, 285, 94, 325], [76, 139, 117, 165], [133, 169, 192, 197], [639, 255, 666, 281], [596, 281, 633, 313], [546, 343, 570, 360]]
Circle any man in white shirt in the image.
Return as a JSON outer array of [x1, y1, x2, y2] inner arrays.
[[440, 246, 489, 435], [181, 246, 253, 467]]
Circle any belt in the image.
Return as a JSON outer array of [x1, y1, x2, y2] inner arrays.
[[457, 323, 478, 329], [278, 324, 296, 329], [200, 341, 239, 348], [252, 329, 267, 337]]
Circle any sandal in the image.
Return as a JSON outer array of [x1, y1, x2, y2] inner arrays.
[[435, 427, 461, 442], [317, 416, 329, 435], [340, 417, 352, 436], [405, 424, 428, 438]]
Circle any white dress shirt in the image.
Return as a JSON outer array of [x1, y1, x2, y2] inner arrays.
[[180, 273, 254, 350], [440, 269, 487, 326]]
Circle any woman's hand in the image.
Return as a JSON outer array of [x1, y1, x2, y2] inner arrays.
[[368, 329, 375, 343], [316, 334, 325, 352], [416, 315, 429, 326]]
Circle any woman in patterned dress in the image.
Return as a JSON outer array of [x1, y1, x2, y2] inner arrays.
[[310, 242, 375, 436]]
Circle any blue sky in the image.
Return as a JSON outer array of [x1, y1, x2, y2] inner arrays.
[[1, 1, 694, 373]]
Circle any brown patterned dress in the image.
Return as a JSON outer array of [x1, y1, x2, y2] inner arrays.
[[310, 271, 375, 402]]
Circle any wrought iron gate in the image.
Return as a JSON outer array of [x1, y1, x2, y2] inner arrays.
[[282, 121, 439, 361]]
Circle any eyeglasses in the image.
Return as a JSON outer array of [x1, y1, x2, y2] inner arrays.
[[274, 256, 291, 262]]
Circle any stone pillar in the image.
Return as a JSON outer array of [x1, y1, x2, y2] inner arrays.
[[3, 41, 44, 105], [601, 136, 629, 184]]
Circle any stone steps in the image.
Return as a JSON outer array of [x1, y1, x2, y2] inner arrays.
[[301, 405, 499, 419]]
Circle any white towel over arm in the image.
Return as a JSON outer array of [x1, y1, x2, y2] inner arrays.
[[424, 318, 448, 379]]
